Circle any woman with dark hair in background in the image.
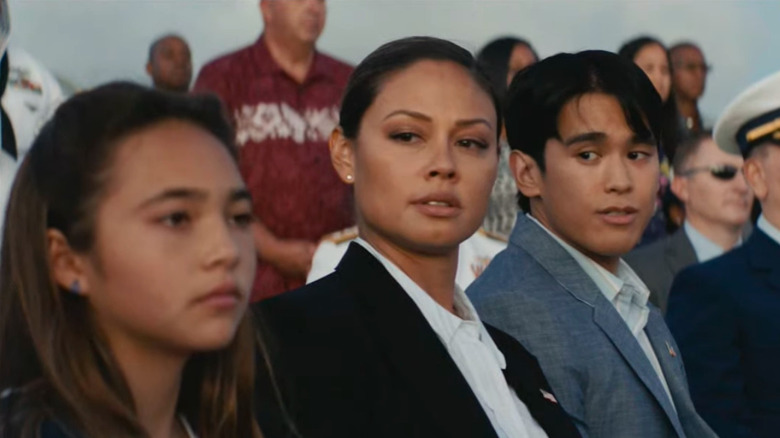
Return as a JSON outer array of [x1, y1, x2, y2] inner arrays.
[[619, 36, 685, 240], [255, 36, 579, 438], [477, 36, 539, 236], [0, 83, 270, 438]]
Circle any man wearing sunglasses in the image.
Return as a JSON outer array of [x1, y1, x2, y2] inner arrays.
[[626, 133, 752, 313], [666, 71, 780, 438]]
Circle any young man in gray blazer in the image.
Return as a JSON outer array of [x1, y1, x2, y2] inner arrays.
[[467, 51, 716, 438], [625, 133, 752, 313]]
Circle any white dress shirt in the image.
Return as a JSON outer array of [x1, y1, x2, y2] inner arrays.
[[355, 238, 548, 438], [684, 221, 740, 263], [757, 214, 780, 246], [527, 215, 676, 409]]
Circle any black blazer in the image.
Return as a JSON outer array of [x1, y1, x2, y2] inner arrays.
[[254, 243, 580, 438]]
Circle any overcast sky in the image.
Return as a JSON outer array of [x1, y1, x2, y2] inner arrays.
[[7, 0, 780, 122]]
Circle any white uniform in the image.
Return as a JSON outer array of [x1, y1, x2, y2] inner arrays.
[[307, 227, 508, 290], [0, 46, 63, 239]]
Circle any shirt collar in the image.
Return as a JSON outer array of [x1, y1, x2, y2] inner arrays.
[[757, 214, 780, 246], [354, 238, 506, 368], [526, 214, 649, 306], [683, 221, 735, 262]]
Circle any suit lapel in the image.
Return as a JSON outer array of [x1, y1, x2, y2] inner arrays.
[[665, 228, 698, 275], [489, 326, 581, 437], [591, 304, 683, 435], [643, 310, 689, 436], [509, 216, 603, 305], [511, 215, 683, 432], [335, 243, 498, 438]]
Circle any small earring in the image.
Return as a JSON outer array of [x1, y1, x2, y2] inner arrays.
[[69, 279, 81, 295], [346, 174, 353, 182]]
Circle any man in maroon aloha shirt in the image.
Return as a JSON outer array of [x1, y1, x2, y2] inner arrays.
[[194, 0, 353, 300]]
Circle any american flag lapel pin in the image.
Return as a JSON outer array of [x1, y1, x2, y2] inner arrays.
[[666, 341, 677, 358], [540, 389, 558, 404]]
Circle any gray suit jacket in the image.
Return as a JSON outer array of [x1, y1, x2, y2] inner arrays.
[[624, 228, 697, 314], [467, 214, 716, 438]]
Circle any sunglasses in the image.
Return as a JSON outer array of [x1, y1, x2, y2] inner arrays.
[[677, 164, 742, 181]]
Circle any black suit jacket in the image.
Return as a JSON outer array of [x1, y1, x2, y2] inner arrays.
[[667, 228, 780, 438], [254, 243, 580, 438]]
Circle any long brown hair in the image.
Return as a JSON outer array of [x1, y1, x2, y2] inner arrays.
[[0, 82, 264, 437]]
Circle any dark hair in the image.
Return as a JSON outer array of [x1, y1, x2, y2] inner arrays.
[[662, 189, 684, 234], [617, 36, 683, 160], [617, 35, 663, 62], [339, 36, 503, 140], [505, 50, 663, 212], [476, 36, 539, 103], [669, 41, 702, 58], [0, 82, 265, 438], [148, 33, 188, 63], [671, 130, 713, 173]]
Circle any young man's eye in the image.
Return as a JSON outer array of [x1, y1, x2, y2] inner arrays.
[[160, 211, 191, 228], [578, 151, 598, 161], [628, 151, 652, 160], [229, 213, 255, 228]]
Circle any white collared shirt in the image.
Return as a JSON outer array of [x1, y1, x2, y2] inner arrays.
[[684, 221, 740, 263], [355, 238, 548, 438], [757, 214, 780, 246], [527, 215, 676, 409]]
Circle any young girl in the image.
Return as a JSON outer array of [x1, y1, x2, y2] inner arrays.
[[255, 37, 579, 438], [0, 83, 266, 438]]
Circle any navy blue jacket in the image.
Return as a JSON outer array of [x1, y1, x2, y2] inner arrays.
[[667, 228, 780, 438]]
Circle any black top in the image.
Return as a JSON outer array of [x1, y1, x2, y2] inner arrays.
[[253, 243, 581, 438], [0, 391, 79, 438]]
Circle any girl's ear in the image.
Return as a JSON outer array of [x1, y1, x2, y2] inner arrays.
[[47, 229, 91, 296]]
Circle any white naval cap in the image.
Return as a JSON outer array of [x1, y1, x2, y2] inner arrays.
[[714, 70, 780, 157]]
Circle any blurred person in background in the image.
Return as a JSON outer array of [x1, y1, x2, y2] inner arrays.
[[626, 132, 752, 313], [0, 0, 63, 248], [618, 36, 683, 246], [670, 41, 710, 134], [194, 0, 353, 300], [476, 36, 539, 236], [146, 34, 192, 93]]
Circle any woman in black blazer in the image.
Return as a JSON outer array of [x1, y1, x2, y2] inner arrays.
[[255, 37, 580, 438]]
